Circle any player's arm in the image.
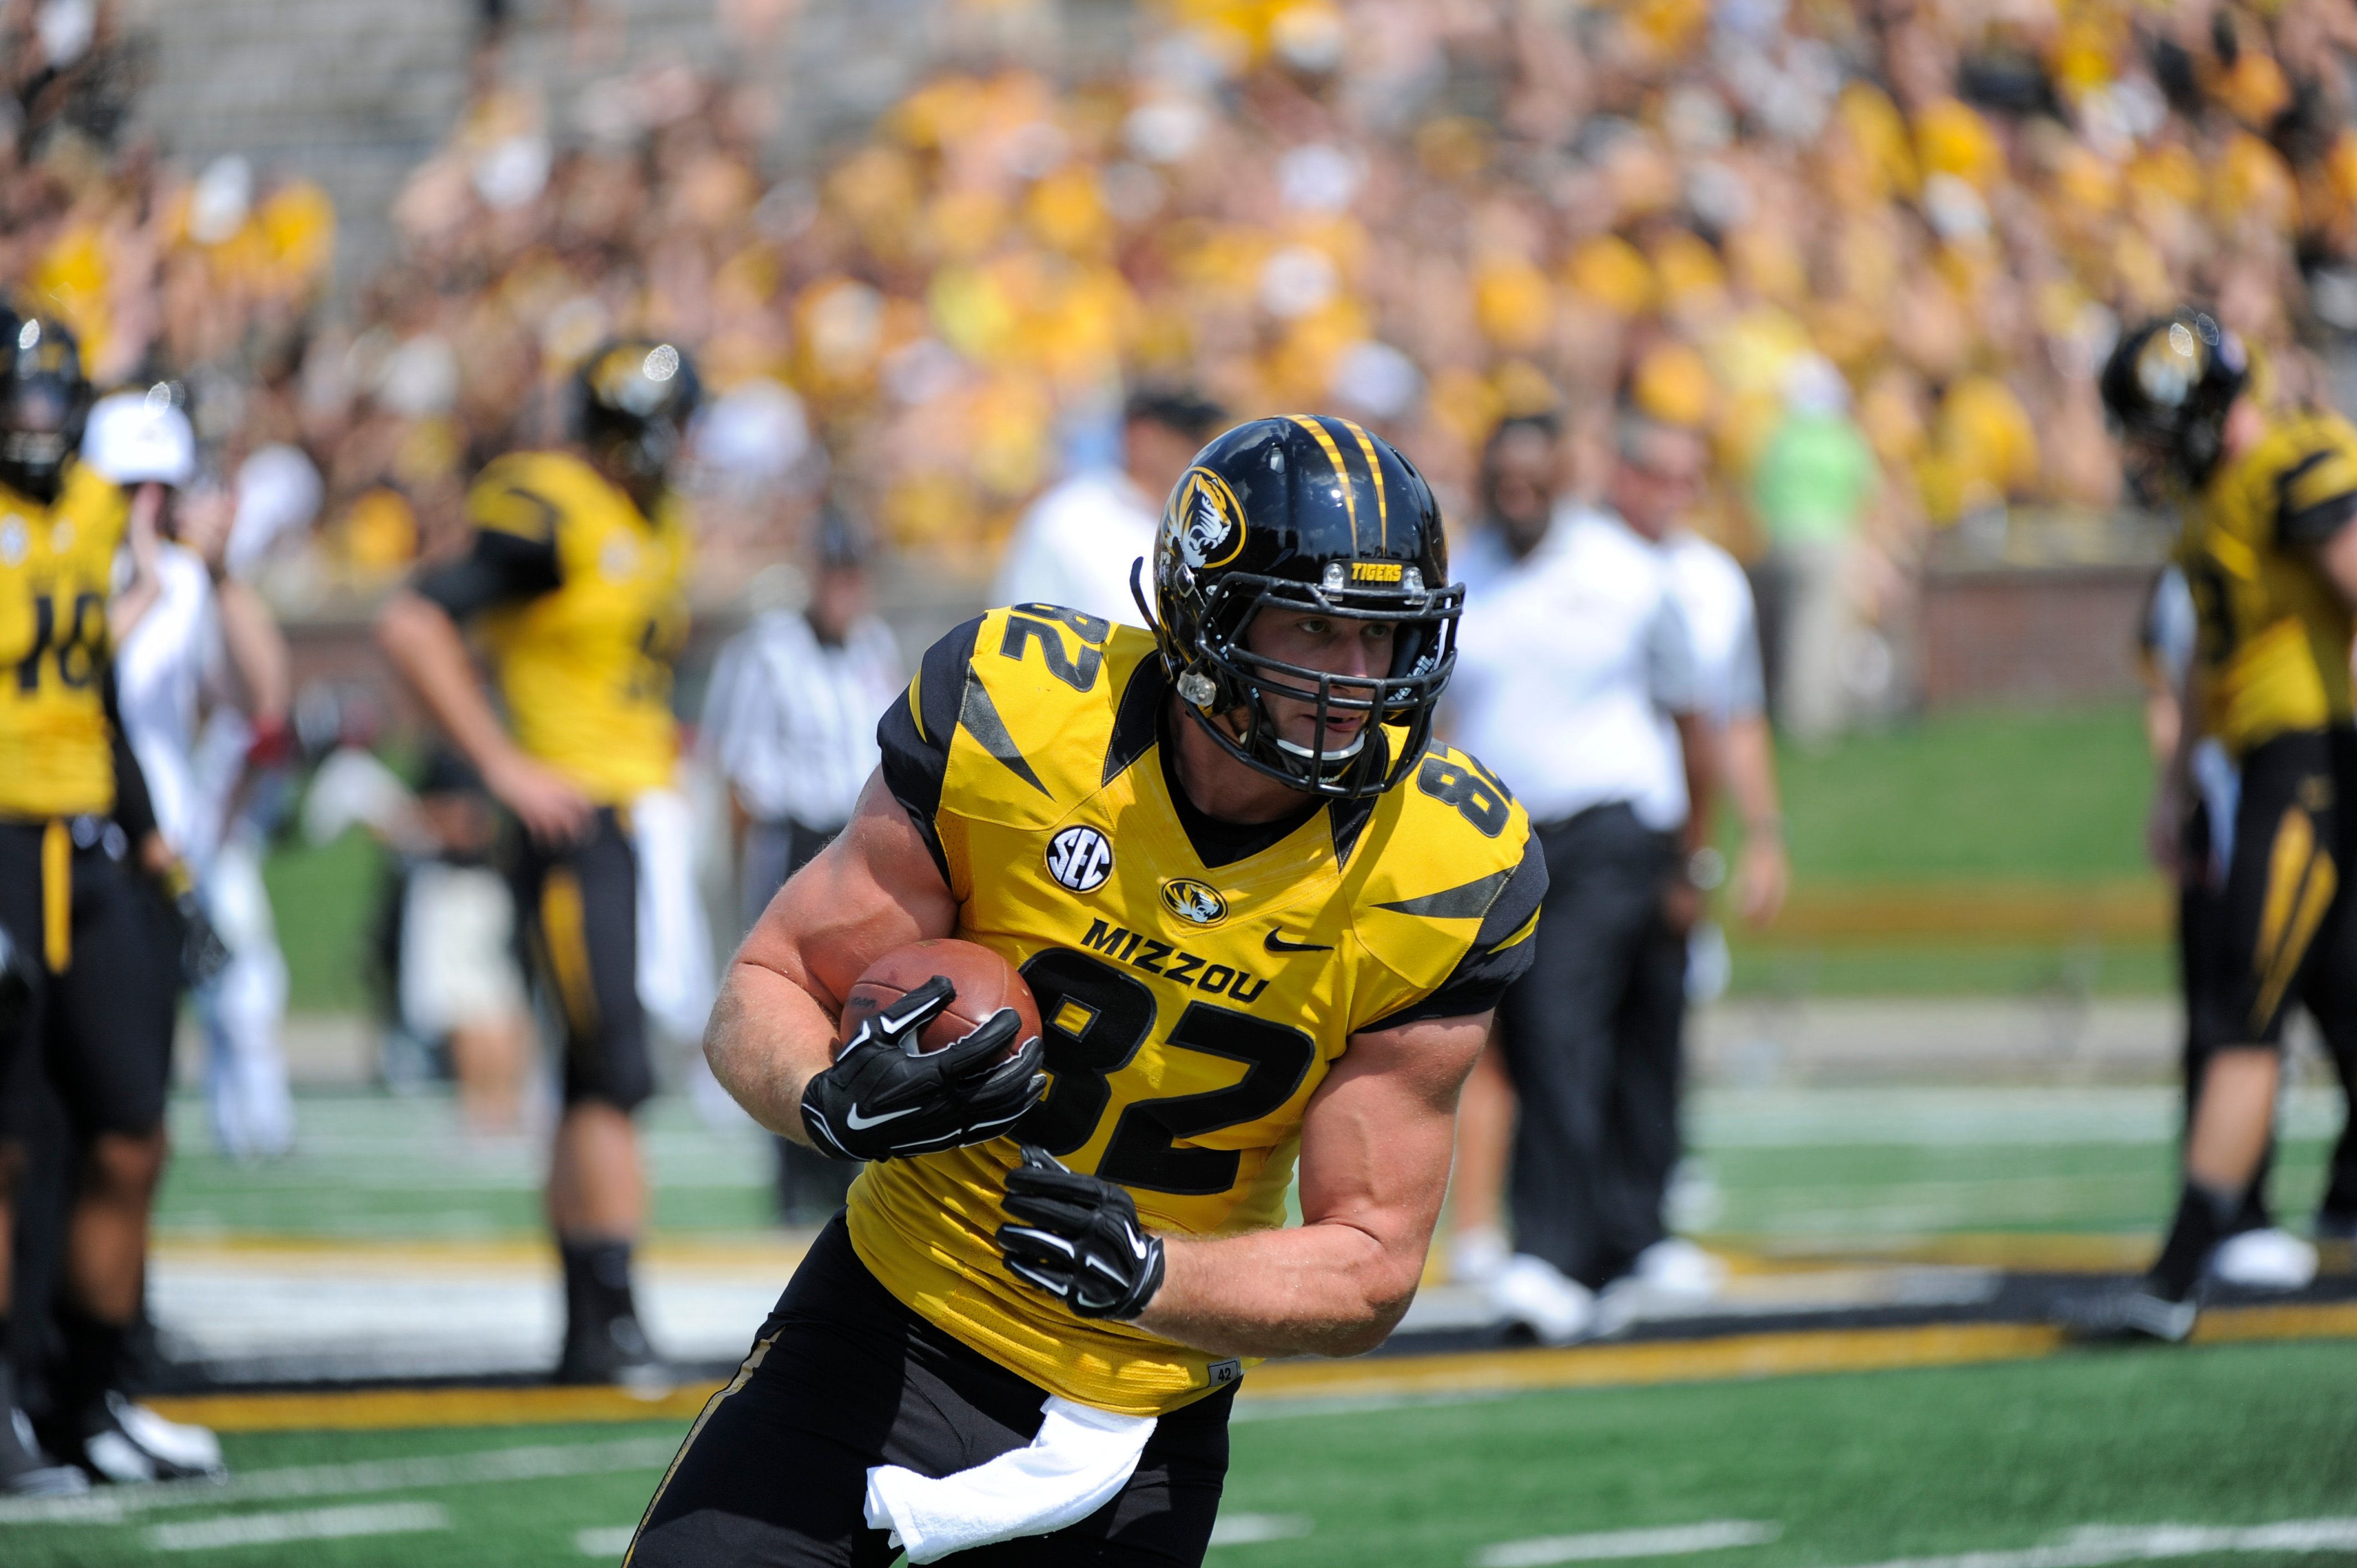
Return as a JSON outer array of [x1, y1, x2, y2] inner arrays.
[[704, 772, 955, 1141], [707, 618, 1046, 1157], [1132, 1009, 1490, 1359], [375, 489, 590, 845]]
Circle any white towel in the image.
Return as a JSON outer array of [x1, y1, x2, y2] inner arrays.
[[629, 787, 717, 1041], [863, 1396, 1157, 1564]]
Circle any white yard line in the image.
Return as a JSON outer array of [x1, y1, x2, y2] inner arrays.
[[1210, 1513, 1315, 1546], [0, 1436, 677, 1527], [1821, 1518, 2357, 1568], [147, 1501, 451, 1551], [577, 1524, 639, 1557], [1474, 1521, 1781, 1566]]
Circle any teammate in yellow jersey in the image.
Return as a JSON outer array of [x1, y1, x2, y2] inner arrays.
[[631, 416, 1545, 1566], [378, 340, 697, 1383], [2064, 309, 2357, 1340], [0, 316, 224, 1492]]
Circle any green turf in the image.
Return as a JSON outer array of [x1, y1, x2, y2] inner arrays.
[[8, 1342, 2355, 1566], [1767, 704, 2153, 883], [263, 828, 385, 1014], [1725, 938, 2173, 998]]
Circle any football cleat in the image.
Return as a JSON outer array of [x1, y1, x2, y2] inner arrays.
[[2051, 1282, 2199, 1344], [556, 1312, 672, 1391], [1, 1406, 88, 1496], [1447, 1225, 1510, 1286], [71, 1392, 226, 1484], [1490, 1254, 1597, 1346], [2209, 1227, 2318, 1291]]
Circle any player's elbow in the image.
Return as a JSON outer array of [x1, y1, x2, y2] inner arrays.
[[1324, 1239, 1424, 1356], [374, 591, 436, 665]]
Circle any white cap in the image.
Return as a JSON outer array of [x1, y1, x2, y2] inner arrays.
[[83, 389, 197, 487], [228, 443, 325, 579]]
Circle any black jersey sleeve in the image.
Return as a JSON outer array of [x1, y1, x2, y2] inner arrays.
[[876, 615, 984, 890], [1363, 828, 1549, 1032], [413, 524, 563, 622], [2274, 436, 2357, 548]]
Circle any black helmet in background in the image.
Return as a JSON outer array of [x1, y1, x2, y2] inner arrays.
[[2099, 308, 2248, 493], [0, 310, 91, 503], [570, 338, 701, 494], [1145, 414, 1462, 800]]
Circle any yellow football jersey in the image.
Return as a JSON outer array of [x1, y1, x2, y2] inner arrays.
[[0, 462, 127, 818], [465, 452, 688, 802], [849, 607, 1543, 1417], [2181, 409, 2357, 755]]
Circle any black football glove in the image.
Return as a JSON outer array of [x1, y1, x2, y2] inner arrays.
[[800, 975, 1047, 1161], [996, 1144, 1166, 1321], [176, 893, 231, 990]]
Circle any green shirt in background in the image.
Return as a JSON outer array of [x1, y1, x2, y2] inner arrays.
[[1753, 410, 1877, 549]]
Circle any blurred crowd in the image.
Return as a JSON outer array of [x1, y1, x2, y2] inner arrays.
[[9, 0, 2357, 630]]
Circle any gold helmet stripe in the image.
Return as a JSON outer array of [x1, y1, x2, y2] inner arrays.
[[1337, 416, 1387, 551], [1287, 414, 1357, 541]]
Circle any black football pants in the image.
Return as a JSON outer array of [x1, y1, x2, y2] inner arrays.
[[629, 1217, 1231, 1566], [1496, 803, 1686, 1291]]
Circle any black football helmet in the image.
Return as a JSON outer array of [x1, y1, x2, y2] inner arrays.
[[571, 338, 701, 491], [0, 309, 90, 503], [2099, 307, 2248, 490], [1140, 414, 1462, 799]]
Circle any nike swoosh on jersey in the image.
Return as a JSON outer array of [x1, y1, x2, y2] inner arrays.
[[1264, 931, 1332, 952], [845, 1103, 923, 1131]]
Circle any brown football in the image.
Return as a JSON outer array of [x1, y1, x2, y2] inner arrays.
[[836, 938, 1042, 1062]]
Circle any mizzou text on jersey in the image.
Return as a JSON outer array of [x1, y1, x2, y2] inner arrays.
[[855, 606, 1544, 1417], [0, 463, 127, 819], [2179, 408, 2357, 757], [461, 451, 689, 802]]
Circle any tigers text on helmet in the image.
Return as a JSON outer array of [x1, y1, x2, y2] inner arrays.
[[572, 338, 701, 490], [1142, 414, 1461, 800], [2099, 308, 2247, 489], [0, 310, 90, 504]]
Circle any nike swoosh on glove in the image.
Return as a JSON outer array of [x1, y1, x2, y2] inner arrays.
[[801, 975, 1047, 1161], [996, 1144, 1166, 1321]]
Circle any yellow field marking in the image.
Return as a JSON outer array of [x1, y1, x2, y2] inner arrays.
[[1242, 1322, 2063, 1402], [143, 1299, 2357, 1435], [1720, 1233, 2158, 1273], [145, 1383, 727, 1433]]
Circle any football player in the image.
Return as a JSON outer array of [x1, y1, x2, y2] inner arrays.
[[631, 416, 1546, 1565], [2063, 309, 2357, 1339], [0, 312, 224, 1489], [378, 339, 698, 1384]]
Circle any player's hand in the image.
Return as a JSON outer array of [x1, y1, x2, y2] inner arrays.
[[174, 893, 231, 989], [486, 753, 596, 847], [799, 976, 1047, 1161], [996, 1145, 1166, 1321], [1734, 835, 1788, 929]]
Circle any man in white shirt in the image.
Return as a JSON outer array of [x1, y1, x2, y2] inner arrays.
[[1448, 403, 1714, 1344], [88, 391, 296, 1163], [992, 389, 1222, 625], [699, 513, 905, 1219]]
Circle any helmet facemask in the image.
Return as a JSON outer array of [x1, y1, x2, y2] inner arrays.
[[1147, 559, 1463, 799]]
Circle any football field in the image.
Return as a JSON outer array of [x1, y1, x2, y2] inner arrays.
[[5, 1340, 2354, 1566]]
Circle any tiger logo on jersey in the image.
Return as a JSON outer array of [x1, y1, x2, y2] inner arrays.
[[1160, 879, 1227, 926]]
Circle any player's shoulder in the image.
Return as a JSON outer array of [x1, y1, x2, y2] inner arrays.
[[1345, 740, 1545, 986], [1353, 742, 1535, 915], [2219, 410, 2357, 547], [468, 450, 604, 539], [57, 458, 126, 533], [894, 607, 1156, 826]]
